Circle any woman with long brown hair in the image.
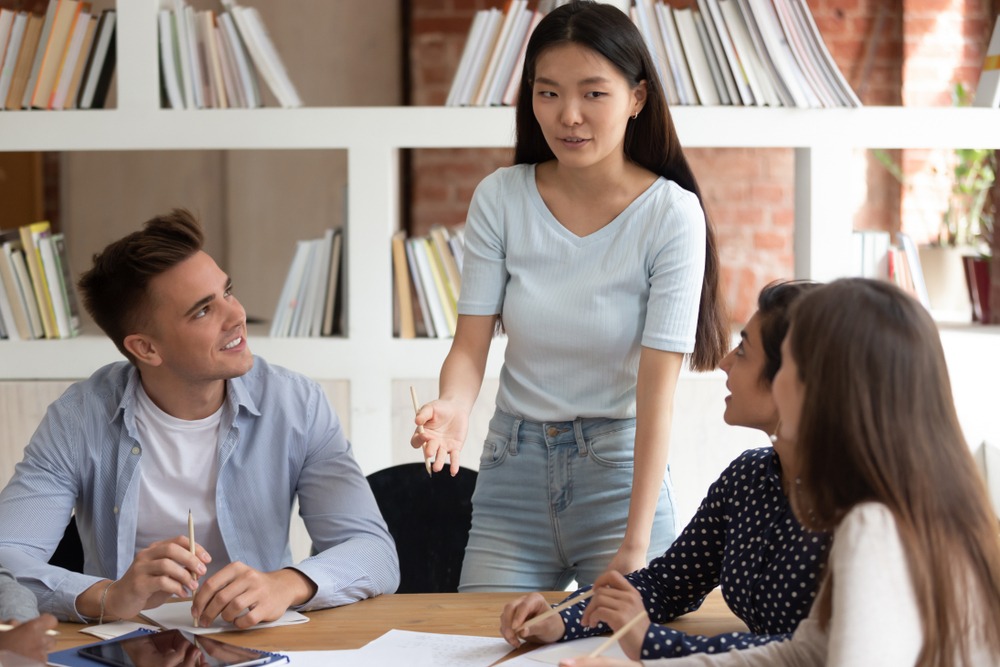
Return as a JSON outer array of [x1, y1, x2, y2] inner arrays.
[[561, 278, 1000, 666]]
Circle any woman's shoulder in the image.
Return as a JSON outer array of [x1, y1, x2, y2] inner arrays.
[[478, 163, 532, 188], [835, 502, 900, 547], [706, 448, 777, 499]]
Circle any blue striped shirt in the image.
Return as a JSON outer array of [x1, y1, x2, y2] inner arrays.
[[0, 357, 399, 621]]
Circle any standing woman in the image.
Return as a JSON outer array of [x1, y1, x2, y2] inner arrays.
[[563, 278, 1000, 667], [411, 0, 727, 591]]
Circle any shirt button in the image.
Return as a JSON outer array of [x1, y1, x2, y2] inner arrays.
[[113, 506, 119, 514], [131, 446, 140, 455]]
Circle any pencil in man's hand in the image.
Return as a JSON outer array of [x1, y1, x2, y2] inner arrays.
[[188, 509, 198, 628], [188, 509, 196, 558], [409, 386, 433, 476]]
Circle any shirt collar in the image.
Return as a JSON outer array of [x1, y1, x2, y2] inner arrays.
[[115, 363, 262, 432]]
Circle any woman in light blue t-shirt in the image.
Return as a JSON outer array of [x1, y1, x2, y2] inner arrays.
[[411, 0, 728, 591]]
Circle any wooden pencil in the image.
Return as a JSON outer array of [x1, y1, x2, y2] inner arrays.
[[586, 610, 647, 657], [517, 589, 595, 633]]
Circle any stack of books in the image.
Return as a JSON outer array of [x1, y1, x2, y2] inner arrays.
[[270, 229, 343, 338], [158, 0, 302, 109], [392, 226, 465, 339], [851, 230, 930, 310], [446, 0, 860, 108], [0, 222, 82, 341], [0, 1, 117, 111]]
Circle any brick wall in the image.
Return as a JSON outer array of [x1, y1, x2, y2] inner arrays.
[[407, 0, 997, 323]]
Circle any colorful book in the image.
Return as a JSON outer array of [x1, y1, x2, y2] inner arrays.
[[18, 222, 58, 339], [30, 0, 81, 108], [76, 7, 114, 109]]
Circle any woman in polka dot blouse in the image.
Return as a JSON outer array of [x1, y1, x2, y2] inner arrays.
[[556, 279, 1000, 667], [501, 280, 830, 660]]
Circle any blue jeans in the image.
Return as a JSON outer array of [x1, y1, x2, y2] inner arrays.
[[458, 409, 678, 592]]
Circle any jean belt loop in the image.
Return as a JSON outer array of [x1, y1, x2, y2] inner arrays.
[[572, 419, 587, 457], [509, 416, 522, 456]]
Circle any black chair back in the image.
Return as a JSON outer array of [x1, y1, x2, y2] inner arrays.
[[367, 463, 477, 593]]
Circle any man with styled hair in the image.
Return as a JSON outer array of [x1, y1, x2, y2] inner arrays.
[[0, 209, 399, 626]]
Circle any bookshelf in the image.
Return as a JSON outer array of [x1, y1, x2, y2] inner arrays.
[[0, 1, 999, 516]]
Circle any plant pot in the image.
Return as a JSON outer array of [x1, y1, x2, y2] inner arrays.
[[962, 255, 992, 323], [918, 245, 972, 318]]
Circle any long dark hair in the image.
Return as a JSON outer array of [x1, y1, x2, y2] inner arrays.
[[513, 0, 727, 371], [789, 278, 1000, 667], [754, 280, 820, 384]]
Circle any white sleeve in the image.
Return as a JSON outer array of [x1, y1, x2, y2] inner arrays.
[[825, 503, 921, 667], [645, 611, 826, 666]]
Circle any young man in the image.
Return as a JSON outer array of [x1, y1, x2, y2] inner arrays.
[[0, 210, 399, 626]]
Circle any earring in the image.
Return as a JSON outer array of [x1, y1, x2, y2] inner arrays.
[[769, 421, 781, 444], [631, 111, 638, 120]]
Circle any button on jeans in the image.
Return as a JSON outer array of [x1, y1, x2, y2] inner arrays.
[[458, 409, 678, 591]]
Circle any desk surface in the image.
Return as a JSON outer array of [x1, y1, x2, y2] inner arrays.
[[53, 589, 748, 656]]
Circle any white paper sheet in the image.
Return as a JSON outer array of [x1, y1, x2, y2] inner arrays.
[[354, 629, 515, 666], [501, 636, 629, 665], [80, 620, 159, 640], [139, 600, 309, 634]]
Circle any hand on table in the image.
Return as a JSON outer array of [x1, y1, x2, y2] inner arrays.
[[102, 536, 211, 620], [410, 398, 469, 476], [499, 592, 566, 648], [0, 615, 58, 662], [191, 564, 315, 630]]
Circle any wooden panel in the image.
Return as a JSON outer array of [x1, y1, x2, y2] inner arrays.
[[0, 381, 73, 486], [0, 152, 43, 228]]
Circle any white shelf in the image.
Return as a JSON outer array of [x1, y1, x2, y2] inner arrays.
[[2, 106, 1000, 151], [2, 0, 999, 473]]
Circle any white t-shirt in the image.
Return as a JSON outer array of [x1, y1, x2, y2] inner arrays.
[[133, 383, 229, 580], [458, 164, 706, 422]]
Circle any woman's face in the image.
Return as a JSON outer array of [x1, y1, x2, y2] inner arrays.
[[772, 329, 806, 472], [718, 312, 779, 434], [531, 43, 645, 173]]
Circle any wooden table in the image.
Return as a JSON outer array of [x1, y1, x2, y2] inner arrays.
[[52, 589, 748, 658]]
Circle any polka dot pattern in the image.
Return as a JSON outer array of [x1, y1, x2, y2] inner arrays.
[[558, 448, 830, 658]]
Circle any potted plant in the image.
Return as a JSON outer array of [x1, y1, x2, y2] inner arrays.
[[950, 146, 995, 322], [884, 84, 996, 322], [941, 85, 995, 323]]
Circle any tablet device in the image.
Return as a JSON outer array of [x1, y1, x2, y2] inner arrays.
[[77, 629, 274, 667]]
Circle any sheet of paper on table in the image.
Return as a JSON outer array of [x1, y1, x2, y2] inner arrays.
[[139, 599, 309, 634], [80, 620, 159, 640], [283, 629, 515, 666], [502, 636, 630, 665]]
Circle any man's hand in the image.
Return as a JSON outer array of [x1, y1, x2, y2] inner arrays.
[[0, 615, 58, 662], [191, 565, 316, 630], [80, 536, 211, 621]]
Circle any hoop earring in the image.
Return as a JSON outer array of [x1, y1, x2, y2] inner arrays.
[[631, 111, 638, 120], [769, 421, 781, 444]]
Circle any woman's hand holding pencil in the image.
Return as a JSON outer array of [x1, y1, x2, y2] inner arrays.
[[500, 591, 593, 647], [408, 389, 469, 477]]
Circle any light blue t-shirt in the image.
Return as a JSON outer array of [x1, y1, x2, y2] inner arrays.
[[458, 164, 706, 422]]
